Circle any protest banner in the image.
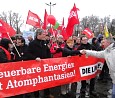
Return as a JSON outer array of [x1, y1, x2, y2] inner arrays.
[[0, 55, 104, 97]]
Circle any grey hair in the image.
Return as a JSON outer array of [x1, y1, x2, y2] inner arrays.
[[35, 28, 44, 39], [106, 37, 115, 43]]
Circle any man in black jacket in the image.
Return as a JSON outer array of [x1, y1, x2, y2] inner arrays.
[[77, 35, 98, 98], [28, 29, 51, 60], [27, 29, 53, 98]]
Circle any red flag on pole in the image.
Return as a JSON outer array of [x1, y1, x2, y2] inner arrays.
[[49, 27, 58, 37], [26, 10, 41, 28], [66, 3, 79, 37], [49, 27, 54, 35], [42, 9, 49, 30], [82, 28, 93, 39], [61, 27, 69, 40], [0, 19, 16, 39]]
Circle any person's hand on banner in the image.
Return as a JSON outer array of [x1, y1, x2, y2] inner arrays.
[[67, 56, 71, 57], [35, 57, 41, 61], [80, 49, 86, 54], [80, 50, 89, 58]]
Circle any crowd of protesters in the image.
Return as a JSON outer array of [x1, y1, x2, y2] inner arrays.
[[0, 28, 115, 98]]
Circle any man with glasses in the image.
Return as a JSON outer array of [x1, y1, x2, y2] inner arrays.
[[77, 35, 98, 98]]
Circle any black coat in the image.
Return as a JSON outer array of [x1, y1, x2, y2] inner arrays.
[[12, 45, 28, 61], [62, 44, 80, 57], [0, 48, 8, 63], [77, 43, 93, 50], [27, 39, 51, 60]]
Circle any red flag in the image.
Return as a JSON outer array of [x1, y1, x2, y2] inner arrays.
[[82, 28, 93, 39], [61, 27, 69, 40], [42, 9, 49, 30], [0, 19, 16, 39], [57, 17, 69, 40], [66, 3, 79, 37], [49, 27, 58, 37], [49, 27, 54, 35], [26, 10, 41, 28]]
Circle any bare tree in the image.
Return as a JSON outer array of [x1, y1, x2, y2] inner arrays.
[[81, 15, 99, 30], [0, 10, 24, 34]]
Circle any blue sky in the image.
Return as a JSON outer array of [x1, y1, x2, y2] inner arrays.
[[0, 0, 115, 31]]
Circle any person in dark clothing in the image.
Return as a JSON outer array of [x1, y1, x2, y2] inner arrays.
[[12, 37, 28, 61], [74, 36, 81, 50], [27, 28, 54, 98], [98, 61, 111, 82], [91, 37, 102, 51], [9, 38, 31, 98], [61, 38, 81, 98], [0, 38, 12, 63], [77, 36, 98, 98], [62, 38, 81, 56], [27, 30, 51, 60], [97, 34, 103, 44], [27, 35, 33, 44]]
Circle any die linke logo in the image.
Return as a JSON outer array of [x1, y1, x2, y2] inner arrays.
[[69, 11, 77, 18], [29, 16, 39, 22]]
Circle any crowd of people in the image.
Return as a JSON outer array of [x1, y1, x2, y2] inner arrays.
[[0, 28, 115, 98]]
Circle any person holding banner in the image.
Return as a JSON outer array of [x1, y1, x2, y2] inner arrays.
[[77, 35, 98, 98], [27, 28, 54, 98], [81, 37, 115, 98], [12, 37, 28, 61], [61, 38, 81, 98]]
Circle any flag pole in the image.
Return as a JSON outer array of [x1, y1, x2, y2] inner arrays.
[[7, 32, 21, 57]]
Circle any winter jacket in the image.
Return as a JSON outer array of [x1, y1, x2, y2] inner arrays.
[[50, 42, 65, 58], [85, 43, 115, 84], [77, 43, 93, 50], [0, 48, 9, 63], [28, 39, 51, 60], [62, 44, 81, 57], [12, 45, 28, 61]]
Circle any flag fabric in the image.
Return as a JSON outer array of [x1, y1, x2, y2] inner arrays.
[[57, 17, 69, 40], [42, 9, 49, 30], [104, 23, 109, 38], [0, 19, 16, 39], [49, 27, 55, 36], [61, 27, 69, 40], [58, 17, 64, 31], [82, 28, 93, 39], [26, 10, 41, 28], [53, 22, 59, 30], [66, 3, 80, 37]]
